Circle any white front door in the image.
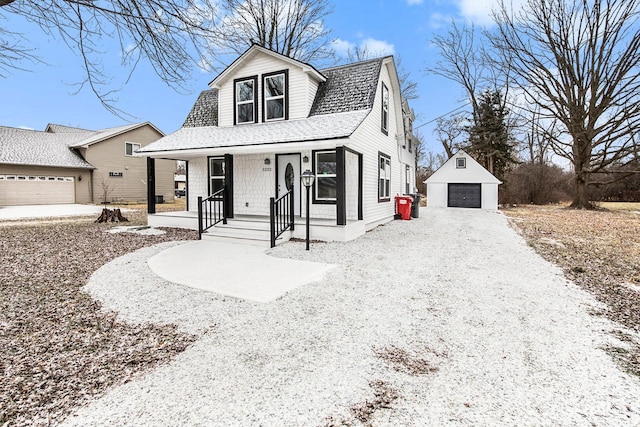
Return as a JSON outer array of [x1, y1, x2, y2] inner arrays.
[[277, 154, 301, 216]]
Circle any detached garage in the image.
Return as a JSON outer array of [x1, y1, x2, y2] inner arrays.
[[425, 150, 501, 210]]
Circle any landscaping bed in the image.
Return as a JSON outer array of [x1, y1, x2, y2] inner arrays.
[[504, 203, 640, 376], [0, 207, 197, 425]]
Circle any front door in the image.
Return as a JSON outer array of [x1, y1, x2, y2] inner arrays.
[[276, 154, 301, 215]]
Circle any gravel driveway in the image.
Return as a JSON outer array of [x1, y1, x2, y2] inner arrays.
[[64, 208, 640, 426]]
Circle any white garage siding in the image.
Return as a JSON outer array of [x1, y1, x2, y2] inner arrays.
[[0, 175, 75, 205]]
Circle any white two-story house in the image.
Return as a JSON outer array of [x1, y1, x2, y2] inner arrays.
[[140, 44, 416, 245]]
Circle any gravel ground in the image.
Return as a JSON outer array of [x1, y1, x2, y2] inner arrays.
[[63, 208, 640, 426]]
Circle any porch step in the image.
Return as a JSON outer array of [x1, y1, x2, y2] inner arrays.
[[201, 217, 293, 247]]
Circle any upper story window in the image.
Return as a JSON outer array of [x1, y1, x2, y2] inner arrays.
[[125, 142, 141, 156], [381, 82, 389, 135], [263, 70, 288, 121], [234, 76, 258, 124], [456, 157, 467, 169]]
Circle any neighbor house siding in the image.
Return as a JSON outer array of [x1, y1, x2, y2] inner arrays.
[[0, 165, 92, 205], [217, 51, 319, 127], [348, 63, 402, 228], [84, 125, 173, 203]]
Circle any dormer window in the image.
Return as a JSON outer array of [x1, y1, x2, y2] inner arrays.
[[381, 82, 389, 135], [234, 76, 258, 125], [263, 70, 288, 121]]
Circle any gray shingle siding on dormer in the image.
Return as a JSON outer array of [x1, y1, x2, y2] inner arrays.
[[179, 57, 384, 128], [310, 58, 383, 116], [182, 90, 219, 128]]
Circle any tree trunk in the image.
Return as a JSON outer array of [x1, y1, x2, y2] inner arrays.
[[570, 137, 594, 209], [570, 170, 593, 209]]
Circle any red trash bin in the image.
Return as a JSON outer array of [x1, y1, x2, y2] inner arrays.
[[395, 195, 412, 220]]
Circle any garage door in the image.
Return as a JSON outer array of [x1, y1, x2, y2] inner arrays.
[[448, 183, 481, 208], [0, 175, 75, 206]]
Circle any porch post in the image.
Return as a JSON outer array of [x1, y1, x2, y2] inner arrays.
[[224, 154, 234, 218], [336, 146, 346, 226], [358, 152, 363, 220], [147, 157, 156, 214]]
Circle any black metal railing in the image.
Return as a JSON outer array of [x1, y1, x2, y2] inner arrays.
[[269, 186, 295, 248], [198, 187, 227, 239]]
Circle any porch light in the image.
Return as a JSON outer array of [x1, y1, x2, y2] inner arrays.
[[303, 155, 309, 163], [301, 169, 315, 250], [264, 158, 271, 165]]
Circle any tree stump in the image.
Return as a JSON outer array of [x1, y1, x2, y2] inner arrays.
[[95, 208, 129, 223]]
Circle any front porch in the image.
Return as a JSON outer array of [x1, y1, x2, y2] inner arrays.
[[148, 211, 365, 246]]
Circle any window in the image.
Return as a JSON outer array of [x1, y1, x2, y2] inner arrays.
[[235, 77, 257, 124], [381, 82, 389, 135], [406, 165, 411, 195], [379, 153, 391, 201], [263, 71, 287, 121], [456, 157, 466, 169], [314, 150, 337, 201], [125, 142, 141, 156], [209, 157, 225, 194], [408, 139, 412, 153]]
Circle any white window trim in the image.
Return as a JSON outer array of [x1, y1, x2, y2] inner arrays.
[[264, 72, 286, 122], [235, 78, 256, 125], [381, 83, 389, 134], [125, 142, 141, 157], [315, 150, 337, 202], [379, 153, 391, 201]]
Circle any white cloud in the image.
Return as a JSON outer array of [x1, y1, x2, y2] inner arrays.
[[406, 0, 423, 5], [456, 0, 524, 26], [332, 38, 356, 57], [359, 38, 395, 56]]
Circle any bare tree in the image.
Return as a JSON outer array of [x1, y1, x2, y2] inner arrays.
[[434, 114, 467, 159], [212, 0, 334, 63], [1, 0, 336, 116], [490, 0, 640, 209], [1, 0, 218, 116], [425, 21, 487, 123]]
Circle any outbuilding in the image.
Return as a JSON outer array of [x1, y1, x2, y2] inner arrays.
[[425, 150, 501, 210]]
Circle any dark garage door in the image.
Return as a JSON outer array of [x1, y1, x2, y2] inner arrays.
[[448, 183, 481, 208]]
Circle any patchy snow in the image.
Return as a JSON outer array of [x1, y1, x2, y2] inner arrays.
[[65, 207, 640, 426], [106, 225, 167, 236]]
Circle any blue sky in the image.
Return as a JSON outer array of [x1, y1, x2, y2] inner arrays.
[[0, 0, 498, 156]]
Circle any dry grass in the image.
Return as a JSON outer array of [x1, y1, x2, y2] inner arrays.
[[0, 207, 198, 426], [504, 204, 640, 376]]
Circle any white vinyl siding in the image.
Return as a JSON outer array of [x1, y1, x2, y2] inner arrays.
[[216, 51, 322, 127]]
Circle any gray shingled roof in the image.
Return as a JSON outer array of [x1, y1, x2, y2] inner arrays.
[[0, 126, 95, 169], [139, 110, 369, 153], [310, 58, 384, 116], [182, 90, 219, 127]]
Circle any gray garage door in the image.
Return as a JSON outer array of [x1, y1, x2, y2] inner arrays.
[[448, 183, 481, 208], [0, 175, 75, 205]]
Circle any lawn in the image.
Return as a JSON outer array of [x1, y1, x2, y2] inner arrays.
[[0, 203, 197, 426], [504, 203, 640, 376]]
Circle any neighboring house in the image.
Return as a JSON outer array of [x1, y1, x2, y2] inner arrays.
[[139, 44, 417, 244], [174, 174, 186, 197], [0, 122, 175, 206], [425, 150, 501, 210]]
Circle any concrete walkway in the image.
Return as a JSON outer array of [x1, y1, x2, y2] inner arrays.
[[147, 240, 336, 303]]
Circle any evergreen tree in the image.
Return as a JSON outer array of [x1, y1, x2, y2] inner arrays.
[[466, 90, 517, 181]]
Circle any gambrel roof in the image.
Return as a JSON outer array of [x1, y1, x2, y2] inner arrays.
[[141, 49, 389, 155]]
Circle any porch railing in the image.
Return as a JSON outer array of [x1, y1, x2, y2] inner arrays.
[[198, 187, 227, 240], [269, 186, 295, 248]]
